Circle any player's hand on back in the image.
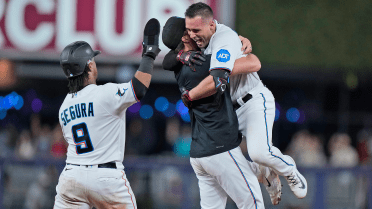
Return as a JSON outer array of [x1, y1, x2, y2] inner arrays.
[[181, 87, 193, 108], [177, 50, 206, 71], [239, 35, 252, 54]]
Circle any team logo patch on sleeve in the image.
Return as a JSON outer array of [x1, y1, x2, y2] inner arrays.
[[116, 88, 128, 97], [216, 49, 230, 62]]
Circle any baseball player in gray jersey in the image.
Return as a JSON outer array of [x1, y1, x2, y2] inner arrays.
[[182, 2, 308, 204], [53, 18, 161, 209]]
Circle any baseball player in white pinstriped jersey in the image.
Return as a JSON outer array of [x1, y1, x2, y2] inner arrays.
[[54, 18, 161, 209], [183, 2, 308, 206]]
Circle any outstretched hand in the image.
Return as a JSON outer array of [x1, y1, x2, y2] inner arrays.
[[142, 18, 161, 59]]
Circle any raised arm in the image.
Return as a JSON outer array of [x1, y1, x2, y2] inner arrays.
[[131, 18, 161, 100]]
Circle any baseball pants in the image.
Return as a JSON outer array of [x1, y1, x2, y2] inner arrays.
[[235, 82, 295, 177], [190, 146, 264, 209], [54, 163, 136, 209]]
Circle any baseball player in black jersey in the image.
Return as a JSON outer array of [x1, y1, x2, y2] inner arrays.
[[162, 16, 266, 209]]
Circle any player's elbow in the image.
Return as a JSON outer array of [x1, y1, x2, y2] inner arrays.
[[252, 61, 261, 72], [248, 53, 261, 72], [132, 77, 149, 101]]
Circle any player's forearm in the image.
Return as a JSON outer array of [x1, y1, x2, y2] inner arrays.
[[132, 55, 154, 100], [231, 53, 261, 76], [134, 71, 151, 88], [188, 75, 217, 100], [135, 55, 154, 87]]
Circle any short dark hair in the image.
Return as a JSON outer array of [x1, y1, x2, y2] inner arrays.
[[185, 2, 213, 19], [67, 64, 90, 94]]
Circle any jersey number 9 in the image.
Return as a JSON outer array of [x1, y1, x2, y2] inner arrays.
[[72, 123, 94, 154]]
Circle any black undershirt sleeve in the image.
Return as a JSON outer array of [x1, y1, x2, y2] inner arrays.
[[131, 77, 148, 101], [162, 50, 182, 71]]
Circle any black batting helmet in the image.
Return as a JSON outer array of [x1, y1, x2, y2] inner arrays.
[[60, 41, 101, 78], [162, 16, 185, 50]]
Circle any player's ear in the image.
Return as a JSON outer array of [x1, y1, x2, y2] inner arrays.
[[209, 19, 215, 31], [87, 60, 95, 71]]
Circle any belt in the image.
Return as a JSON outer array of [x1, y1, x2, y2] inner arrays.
[[67, 161, 117, 169], [233, 93, 252, 110]]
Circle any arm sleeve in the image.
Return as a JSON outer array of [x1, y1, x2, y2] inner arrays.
[[210, 30, 242, 73], [162, 50, 183, 71], [131, 76, 148, 101]]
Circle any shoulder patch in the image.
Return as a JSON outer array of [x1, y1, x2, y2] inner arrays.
[[216, 49, 230, 63], [116, 88, 128, 97]]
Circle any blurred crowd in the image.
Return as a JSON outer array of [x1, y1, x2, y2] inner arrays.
[[285, 128, 372, 168], [0, 114, 67, 161], [2, 113, 372, 168], [2, 113, 372, 209]]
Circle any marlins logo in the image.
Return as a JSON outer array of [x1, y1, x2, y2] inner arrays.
[[116, 88, 128, 97], [216, 49, 230, 62]]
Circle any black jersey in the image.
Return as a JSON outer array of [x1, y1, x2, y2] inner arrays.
[[164, 51, 241, 158]]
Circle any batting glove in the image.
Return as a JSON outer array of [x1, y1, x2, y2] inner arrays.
[[181, 87, 193, 108], [177, 50, 206, 71], [142, 18, 161, 59]]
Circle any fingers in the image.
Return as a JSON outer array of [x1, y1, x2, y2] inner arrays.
[[243, 46, 252, 54], [241, 41, 252, 54], [190, 52, 206, 62], [190, 58, 202, 66], [198, 55, 206, 62], [239, 35, 252, 55]]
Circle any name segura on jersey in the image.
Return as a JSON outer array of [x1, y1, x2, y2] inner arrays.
[[58, 82, 138, 166]]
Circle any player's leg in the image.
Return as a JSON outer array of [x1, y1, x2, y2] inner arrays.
[[200, 147, 265, 209], [190, 157, 228, 209], [237, 88, 307, 198], [248, 161, 282, 205], [88, 168, 137, 209], [54, 166, 92, 209]]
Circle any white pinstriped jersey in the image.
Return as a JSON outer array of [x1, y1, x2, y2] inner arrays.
[[58, 82, 138, 165], [203, 20, 262, 103]]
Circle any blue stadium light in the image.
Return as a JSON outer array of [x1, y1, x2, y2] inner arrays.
[[286, 107, 300, 123], [163, 103, 176, 117], [176, 99, 189, 115], [0, 110, 6, 120], [297, 109, 306, 124], [181, 112, 191, 123], [3, 95, 12, 110], [32, 98, 43, 113], [128, 102, 141, 113], [173, 137, 192, 158], [139, 104, 153, 119], [274, 102, 281, 121], [14, 95, 24, 110], [154, 97, 169, 112], [0, 96, 3, 111], [275, 107, 280, 121]]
